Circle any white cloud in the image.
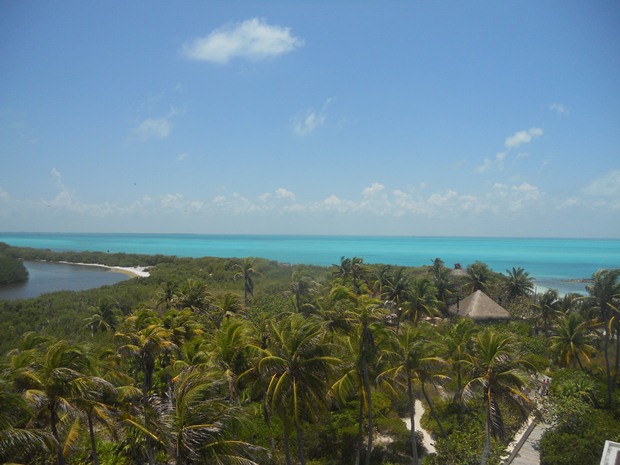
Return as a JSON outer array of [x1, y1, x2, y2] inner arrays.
[[293, 99, 332, 136], [275, 188, 296, 202], [505, 128, 543, 149], [583, 170, 620, 197], [182, 18, 304, 64], [135, 118, 173, 140], [476, 152, 506, 173], [549, 102, 569, 115]]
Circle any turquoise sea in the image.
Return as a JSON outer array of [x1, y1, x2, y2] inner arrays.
[[1, 233, 619, 295]]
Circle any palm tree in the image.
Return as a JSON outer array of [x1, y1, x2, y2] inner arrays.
[[15, 340, 91, 465], [84, 298, 119, 336], [503, 267, 534, 302], [549, 312, 596, 370], [442, 318, 478, 399], [535, 289, 560, 336], [464, 261, 492, 293], [234, 257, 259, 305], [0, 377, 55, 464], [583, 269, 620, 406], [290, 268, 318, 314], [165, 366, 259, 465], [331, 296, 388, 465], [379, 322, 447, 465], [461, 329, 534, 465], [209, 318, 253, 404], [259, 314, 337, 465], [405, 277, 440, 325], [370, 264, 393, 298], [335, 256, 368, 295], [115, 322, 177, 465]]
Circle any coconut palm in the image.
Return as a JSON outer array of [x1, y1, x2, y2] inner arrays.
[[234, 257, 259, 305], [208, 318, 253, 404], [290, 268, 319, 314], [442, 318, 478, 399], [84, 299, 119, 336], [331, 295, 388, 465], [405, 277, 440, 325], [461, 329, 534, 465], [115, 322, 177, 465], [549, 312, 596, 370], [0, 377, 55, 464], [14, 340, 92, 465], [503, 267, 534, 302], [259, 314, 337, 465], [583, 269, 620, 406], [165, 366, 259, 465], [464, 262, 492, 293], [535, 289, 560, 336], [379, 322, 448, 465]]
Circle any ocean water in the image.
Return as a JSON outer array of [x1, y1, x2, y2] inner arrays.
[[1, 233, 619, 295]]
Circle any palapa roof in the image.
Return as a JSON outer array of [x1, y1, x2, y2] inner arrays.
[[448, 290, 511, 321]]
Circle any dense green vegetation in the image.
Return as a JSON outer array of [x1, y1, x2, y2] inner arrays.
[[0, 243, 618, 465], [0, 253, 28, 285]]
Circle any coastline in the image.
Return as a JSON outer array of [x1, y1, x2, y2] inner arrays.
[[57, 261, 151, 278]]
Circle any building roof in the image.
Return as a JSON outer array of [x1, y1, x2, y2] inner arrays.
[[448, 290, 511, 321], [600, 441, 620, 465]]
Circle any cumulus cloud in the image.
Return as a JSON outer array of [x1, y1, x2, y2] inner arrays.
[[476, 152, 506, 173], [504, 128, 543, 149], [134, 118, 173, 140], [182, 18, 304, 64], [583, 170, 620, 197]]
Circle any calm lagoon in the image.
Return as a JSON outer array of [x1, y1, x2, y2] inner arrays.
[[0, 261, 129, 301]]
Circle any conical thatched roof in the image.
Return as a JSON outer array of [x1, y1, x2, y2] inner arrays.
[[448, 290, 511, 321]]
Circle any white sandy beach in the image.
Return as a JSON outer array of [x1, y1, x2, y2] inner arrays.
[[57, 261, 151, 278]]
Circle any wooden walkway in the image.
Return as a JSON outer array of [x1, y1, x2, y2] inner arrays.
[[503, 420, 551, 465]]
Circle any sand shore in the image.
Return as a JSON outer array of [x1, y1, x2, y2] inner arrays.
[[57, 261, 151, 278]]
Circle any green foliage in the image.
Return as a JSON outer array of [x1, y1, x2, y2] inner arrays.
[[0, 253, 28, 285]]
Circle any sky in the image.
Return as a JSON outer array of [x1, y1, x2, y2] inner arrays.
[[1, 1, 619, 238]]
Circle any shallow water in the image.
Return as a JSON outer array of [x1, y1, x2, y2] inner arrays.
[[0, 261, 128, 300], [1, 233, 618, 296]]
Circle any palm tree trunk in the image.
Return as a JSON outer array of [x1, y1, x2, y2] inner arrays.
[[407, 375, 419, 465], [50, 402, 65, 465], [603, 321, 613, 407], [362, 360, 373, 465], [282, 419, 292, 465], [87, 411, 100, 465], [355, 397, 363, 465], [296, 423, 306, 465], [480, 413, 491, 465], [421, 382, 446, 437]]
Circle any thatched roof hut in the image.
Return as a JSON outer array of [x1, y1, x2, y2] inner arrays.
[[448, 290, 511, 322]]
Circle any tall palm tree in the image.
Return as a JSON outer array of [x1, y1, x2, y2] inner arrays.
[[441, 318, 478, 399], [290, 268, 318, 314], [584, 269, 620, 406], [549, 312, 596, 370], [84, 298, 119, 336], [259, 314, 337, 465], [535, 289, 560, 336], [461, 329, 534, 465], [379, 322, 447, 465], [331, 296, 388, 465], [234, 257, 259, 305], [209, 318, 253, 404], [115, 322, 177, 465], [503, 267, 534, 302]]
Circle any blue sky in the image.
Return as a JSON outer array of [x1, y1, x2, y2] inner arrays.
[[1, 1, 619, 237]]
